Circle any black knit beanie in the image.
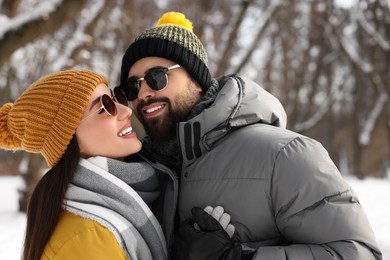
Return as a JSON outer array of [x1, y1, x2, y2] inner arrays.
[[120, 12, 212, 93]]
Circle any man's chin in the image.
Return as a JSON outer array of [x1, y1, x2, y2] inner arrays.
[[142, 120, 174, 141], [146, 129, 174, 141]]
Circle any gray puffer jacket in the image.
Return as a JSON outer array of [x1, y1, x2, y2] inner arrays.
[[174, 75, 381, 259]]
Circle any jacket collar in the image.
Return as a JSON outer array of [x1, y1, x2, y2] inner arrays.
[[178, 75, 287, 167]]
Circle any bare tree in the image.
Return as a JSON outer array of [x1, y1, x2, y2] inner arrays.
[[0, 0, 389, 213], [0, 0, 89, 67]]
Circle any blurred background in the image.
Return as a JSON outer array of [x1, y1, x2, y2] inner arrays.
[[0, 0, 389, 213]]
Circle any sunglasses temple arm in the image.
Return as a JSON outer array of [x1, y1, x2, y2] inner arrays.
[[79, 105, 103, 123]]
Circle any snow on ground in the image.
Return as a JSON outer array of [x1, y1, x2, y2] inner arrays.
[[0, 176, 25, 260], [344, 176, 390, 259], [0, 175, 389, 259]]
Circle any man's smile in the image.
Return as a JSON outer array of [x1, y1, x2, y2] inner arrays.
[[141, 103, 166, 118]]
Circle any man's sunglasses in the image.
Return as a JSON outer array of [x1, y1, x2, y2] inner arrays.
[[80, 87, 128, 122], [121, 64, 181, 101]]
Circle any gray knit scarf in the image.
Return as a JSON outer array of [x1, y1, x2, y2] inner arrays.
[[64, 156, 167, 260]]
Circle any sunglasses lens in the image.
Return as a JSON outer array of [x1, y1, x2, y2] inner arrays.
[[113, 87, 128, 106], [145, 68, 168, 90], [125, 78, 140, 101], [101, 94, 117, 116]]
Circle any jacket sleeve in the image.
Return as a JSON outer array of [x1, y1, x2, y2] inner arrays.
[[252, 136, 382, 260]]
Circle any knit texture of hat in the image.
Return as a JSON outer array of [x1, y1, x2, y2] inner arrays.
[[120, 11, 211, 93], [0, 70, 108, 167]]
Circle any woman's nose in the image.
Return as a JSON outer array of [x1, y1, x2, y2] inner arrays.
[[117, 102, 132, 119]]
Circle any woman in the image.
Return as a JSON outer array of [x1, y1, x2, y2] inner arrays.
[[0, 70, 167, 260]]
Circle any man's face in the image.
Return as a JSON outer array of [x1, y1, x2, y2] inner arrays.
[[128, 57, 202, 141]]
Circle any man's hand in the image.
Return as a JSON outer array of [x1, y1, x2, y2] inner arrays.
[[172, 207, 241, 260], [201, 206, 235, 238]]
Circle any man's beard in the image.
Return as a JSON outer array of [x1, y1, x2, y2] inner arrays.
[[136, 83, 202, 141], [137, 97, 184, 141]]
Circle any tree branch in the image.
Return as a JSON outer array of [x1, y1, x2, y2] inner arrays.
[[234, 1, 282, 74], [0, 0, 89, 67], [215, 0, 255, 77]]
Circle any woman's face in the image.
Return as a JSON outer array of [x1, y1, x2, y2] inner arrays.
[[76, 83, 142, 160]]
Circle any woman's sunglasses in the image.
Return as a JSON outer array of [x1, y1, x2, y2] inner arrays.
[[121, 64, 180, 101], [80, 87, 128, 123]]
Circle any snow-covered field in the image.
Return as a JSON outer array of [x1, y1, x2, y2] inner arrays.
[[0, 175, 389, 259], [0, 176, 25, 260]]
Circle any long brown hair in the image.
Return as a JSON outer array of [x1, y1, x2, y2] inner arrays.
[[22, 135, 80, 260]]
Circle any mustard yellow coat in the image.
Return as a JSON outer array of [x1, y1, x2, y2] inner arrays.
[[41, 211, 128, 259]]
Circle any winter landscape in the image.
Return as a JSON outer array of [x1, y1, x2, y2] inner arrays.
[[0, 175, 389, 260], [0, 0, 389, 259]]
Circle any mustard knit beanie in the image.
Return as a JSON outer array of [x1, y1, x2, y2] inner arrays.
[[120, 11, 211, 97], [0, 69, 108, 167]]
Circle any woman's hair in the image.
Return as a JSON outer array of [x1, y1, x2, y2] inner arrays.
[[22, 135, 80, 260]]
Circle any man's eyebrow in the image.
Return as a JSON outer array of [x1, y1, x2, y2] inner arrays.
[[89, 96, 101, 111]]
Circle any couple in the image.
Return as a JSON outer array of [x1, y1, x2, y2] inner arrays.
[[0, 11, 382, 260]]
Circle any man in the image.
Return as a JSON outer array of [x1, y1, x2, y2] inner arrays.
[[119, 11, 382, 260]]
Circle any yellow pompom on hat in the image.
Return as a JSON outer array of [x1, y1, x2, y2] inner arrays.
[[155, 11, 193, 31], [0, 70, 107, 167], [120, 11, 211, 95]]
